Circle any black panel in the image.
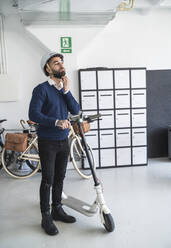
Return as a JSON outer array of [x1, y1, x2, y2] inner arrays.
[[147, 70, 171, 158]]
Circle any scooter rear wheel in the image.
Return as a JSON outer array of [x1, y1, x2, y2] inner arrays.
[[103, 212, 115, 232]]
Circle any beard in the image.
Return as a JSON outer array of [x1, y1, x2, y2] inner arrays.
[[51, 69, 66, 79]]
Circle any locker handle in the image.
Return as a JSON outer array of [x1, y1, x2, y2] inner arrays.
[[133, 132, 145, 134], [101, 133, 113, 136], [83, 95, 95, 97], [102, 114, 113, 116], [133, 93, 145, 96], [117, 113, 129, 116], [118, 132, 129, 135], [117, 94, 129, 96], [100, 94, 112, 96], [133, 113, 145, 115]]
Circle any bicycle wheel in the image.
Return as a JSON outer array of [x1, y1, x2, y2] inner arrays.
[[0, 142, 3, 170], [1, 143, 40, 179], [70, 137, 95, 179]]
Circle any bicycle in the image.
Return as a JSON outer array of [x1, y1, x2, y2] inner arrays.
[[1, 114, 101, 179], [0, 119, 7, 170]]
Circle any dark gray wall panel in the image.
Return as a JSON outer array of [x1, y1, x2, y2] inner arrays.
[[147, 70, 171, 158]]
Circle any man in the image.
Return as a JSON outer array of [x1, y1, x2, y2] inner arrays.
[[29, 51, 80, 235]]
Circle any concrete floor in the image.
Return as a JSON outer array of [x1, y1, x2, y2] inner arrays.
[[0, 158, 171, 248]]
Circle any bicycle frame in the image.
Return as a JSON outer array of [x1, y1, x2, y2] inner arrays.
[[17, 124, 85, 164], [17, 135, 39, 162]]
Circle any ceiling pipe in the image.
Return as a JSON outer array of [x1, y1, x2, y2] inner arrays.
[[117, 0, 135, 11], [0, 13, 7, 74]]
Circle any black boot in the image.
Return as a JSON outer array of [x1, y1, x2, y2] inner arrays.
[[41, 211, 59, 235], [51, 205, 76, 223]]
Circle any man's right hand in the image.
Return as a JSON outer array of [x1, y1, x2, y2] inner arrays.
[[56, 120, 71, 129]]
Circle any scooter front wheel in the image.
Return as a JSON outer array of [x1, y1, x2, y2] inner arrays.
[[103, 212, 115, 232]]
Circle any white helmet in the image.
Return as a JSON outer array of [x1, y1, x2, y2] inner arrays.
[[40, 51, 64, 75]]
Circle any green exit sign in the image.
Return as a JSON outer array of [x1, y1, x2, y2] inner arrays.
[[60, 37, 72, 53]]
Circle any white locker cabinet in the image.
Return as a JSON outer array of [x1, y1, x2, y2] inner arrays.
[[80, 71, 96, 90], [98, 91, 114, 109], [115, 70, 130, 89], [99, 110, 114, 129], [82, 111, 98, 129], [116, 129, 131, 147], [132, 147, 147, 164], [85, 131, 98, 149], [99, 130, 115, 148], [81, 91, 97, 110], [131, 89, 146, 108], [79, 67, 147, 168], [116, 148, 131, 166], [131, 69, 146, 88], [132, 109, 147, 127], [115, 90, 130, 109], [100, 149, 115, 167], [115, 109, 130, 128], [132, 128, 147, 146], [98, 70, 113, 89]]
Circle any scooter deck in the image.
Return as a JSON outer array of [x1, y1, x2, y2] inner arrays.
[[62, 195, 98, 217]]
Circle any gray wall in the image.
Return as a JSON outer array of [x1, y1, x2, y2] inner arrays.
[[147, 70, 171, 158]]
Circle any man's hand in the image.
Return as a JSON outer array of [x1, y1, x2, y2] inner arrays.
[[56, 120, 71, 129], [61, 76, 69, 93]]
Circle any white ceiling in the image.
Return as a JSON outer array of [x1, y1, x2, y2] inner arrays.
[[16, 0, 171, 11], [17, 0, 122, 12], [0, 0, 171, 25]]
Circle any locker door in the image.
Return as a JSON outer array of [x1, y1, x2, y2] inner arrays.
[[115, 70, 130, 89], [131, 89, 146, 108], [80, 71, 96, 90], [132, 109, 147, 127], [98, 70, 113, 89], [115, 90, 130, 108], [81, 91, 97, 110], [100, 149, 115, 167], [85, 131, 98, 149], [98, 91, 114, 109], [131, 69, 146, 88], [99, 130, 115, 148], [132, 128, 147, 146], [99, 110, 114, 129], [116, 148, 131, 166], [132, 147, 147, 165], [116, 109, 130, 128], [116, 129, 131, 147]]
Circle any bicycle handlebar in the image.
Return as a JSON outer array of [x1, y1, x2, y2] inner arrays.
[[0, 119, 7, 124], [84, 114, 101, 123], [69, 113, 102, 124]]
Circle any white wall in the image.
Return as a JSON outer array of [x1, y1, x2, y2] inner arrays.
[[78, 9, 171, 69], [0, 8, 171, 129], [26, 25, 103, 98], [0, 14, 48, 129]]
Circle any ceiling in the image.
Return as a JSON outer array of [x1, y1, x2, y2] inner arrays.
[[1, 0, 171, 25]]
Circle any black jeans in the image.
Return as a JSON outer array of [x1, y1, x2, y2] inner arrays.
[[38, 138, 69, 213]]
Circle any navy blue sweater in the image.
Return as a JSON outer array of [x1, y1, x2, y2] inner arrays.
[[29, 81, 80, 140]]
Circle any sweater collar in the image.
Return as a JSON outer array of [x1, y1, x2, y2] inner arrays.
[[48, 78, 63, 90]]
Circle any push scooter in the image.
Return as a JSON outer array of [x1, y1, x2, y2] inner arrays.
[[62, 113, 115, 232]]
